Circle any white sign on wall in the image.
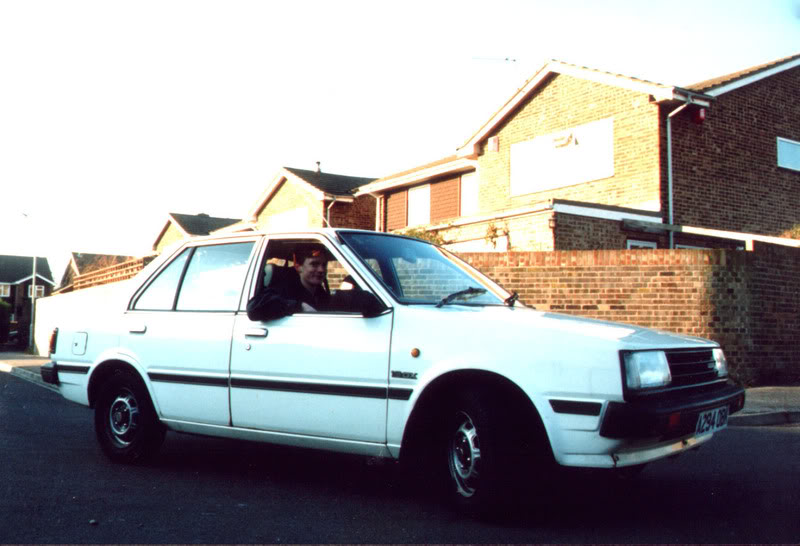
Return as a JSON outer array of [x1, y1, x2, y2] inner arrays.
[[510, 117, 615, 196]]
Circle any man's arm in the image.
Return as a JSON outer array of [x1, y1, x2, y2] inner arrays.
[[246, 287, 302, 321]]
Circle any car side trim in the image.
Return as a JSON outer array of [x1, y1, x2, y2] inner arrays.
[[549, 399, 603, 416], [57, 364, 91, 374], [148, 372, 229, 387], [231, 376, 413, 401]]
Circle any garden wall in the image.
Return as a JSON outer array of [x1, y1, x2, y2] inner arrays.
[[460, 243, 800, 385]]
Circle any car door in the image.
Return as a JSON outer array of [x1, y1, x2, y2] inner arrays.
[[229, 237, 393, 444], [124, 239, 257, 426]]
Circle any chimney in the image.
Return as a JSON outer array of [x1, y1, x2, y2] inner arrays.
[[316, 161, 321, 173]]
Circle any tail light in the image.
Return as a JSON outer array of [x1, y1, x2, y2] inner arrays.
[[48, 328, 59, 356]]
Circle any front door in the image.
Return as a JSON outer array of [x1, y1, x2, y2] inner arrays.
[[229, 237, 392, 444]]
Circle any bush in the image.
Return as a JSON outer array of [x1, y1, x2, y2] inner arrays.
[[399, 227, 448, 246], [0, 300, 10, 345]]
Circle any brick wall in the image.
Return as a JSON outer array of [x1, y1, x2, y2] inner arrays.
[[459, 244, 800, 385], [328, 195, 377, 230], [476, 73, 662, 214], [255, 179, 322, 229], [666, 65, 800, 236]]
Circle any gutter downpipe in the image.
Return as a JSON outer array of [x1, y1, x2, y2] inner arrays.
[[666, 98, 691, 249], [325, 196, 338, 227]]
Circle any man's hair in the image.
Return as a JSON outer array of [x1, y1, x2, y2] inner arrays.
[[293, 244, 328, 265]]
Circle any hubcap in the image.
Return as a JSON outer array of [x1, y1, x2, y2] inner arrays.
[[108, 392, 139, 446], [448, 411, 482, 498]]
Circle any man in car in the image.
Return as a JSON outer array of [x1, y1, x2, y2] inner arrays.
[[246, 245, 331, 321]]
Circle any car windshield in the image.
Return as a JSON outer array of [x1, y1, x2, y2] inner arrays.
[[339, 231, 509, 306]]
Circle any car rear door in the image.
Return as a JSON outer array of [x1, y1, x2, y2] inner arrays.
[[124, 239, 258, 426]]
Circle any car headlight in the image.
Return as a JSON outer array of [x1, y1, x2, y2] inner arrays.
[[712, 348, 729, 378], [623, 350, 671, 390]]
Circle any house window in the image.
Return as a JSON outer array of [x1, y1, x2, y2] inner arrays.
[[460, 171, 479, 216], [627, 240, 657, 249], [0, 284, 9, 298], [407, 184, 431, 226], [777, 137, 800, 171], [511, 117, 615, 196], [28, 285, 45, 298], [675, 244, 708, 249]]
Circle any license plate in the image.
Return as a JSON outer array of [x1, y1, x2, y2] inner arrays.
[[695, 406, 729, 436]]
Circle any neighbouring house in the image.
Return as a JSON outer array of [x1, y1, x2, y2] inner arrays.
[[0, 255, 54, 345], [240, 166, 377, 233], [356, 53, 800, 252], [152, 212, 241, 253], [56, 252, 136, 294]]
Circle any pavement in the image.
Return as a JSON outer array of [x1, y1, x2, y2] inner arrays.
[[1, 350, 799, 427]]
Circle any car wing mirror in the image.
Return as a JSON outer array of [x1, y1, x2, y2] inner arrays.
[[354, 291, 387, 318]]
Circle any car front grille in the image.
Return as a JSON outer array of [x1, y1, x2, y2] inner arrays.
[[665, 348, 719, 387]]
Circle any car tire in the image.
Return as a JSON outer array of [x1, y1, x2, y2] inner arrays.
[[94, 370, 165, 464], [440, 389, 539, 514]]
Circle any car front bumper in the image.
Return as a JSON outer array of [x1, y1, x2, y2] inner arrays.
[[599, 382, 745, 439]]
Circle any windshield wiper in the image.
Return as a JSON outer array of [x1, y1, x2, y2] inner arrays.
[[436, 287, 487, 308], [504, 292, 519, 307]]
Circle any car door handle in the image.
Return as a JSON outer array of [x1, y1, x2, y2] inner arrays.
[[244, 327, 268, 338], [129, 324, 147, 334]]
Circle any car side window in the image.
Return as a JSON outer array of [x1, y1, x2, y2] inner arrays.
[[176, 242, 255, 311], [133, 248, 191, 311], [133, 242, 255, 312]]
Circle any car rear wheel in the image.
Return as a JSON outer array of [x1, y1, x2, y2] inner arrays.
[[95, 371, 165, 463]]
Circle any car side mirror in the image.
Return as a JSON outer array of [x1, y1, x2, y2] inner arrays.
[[354, 291, 387, 318]]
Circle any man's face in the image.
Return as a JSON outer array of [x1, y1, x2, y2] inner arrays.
[[296, 256, 328, 290]]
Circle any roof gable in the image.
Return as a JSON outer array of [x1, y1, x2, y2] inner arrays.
[[247, 167, 376, 221], [686, 52, 800, 96], [170, 213, 241, 236], [284, 167, 376, 195], [0, 255, 54, 285], [457, 59, 712, 158]]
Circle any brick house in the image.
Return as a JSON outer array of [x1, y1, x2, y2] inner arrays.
[[356, 54, 800, 252], [153, 212, 241, 253], [55, 252, 136, 294], [0, 255, 54, 345], [241, 166, 376, 232]]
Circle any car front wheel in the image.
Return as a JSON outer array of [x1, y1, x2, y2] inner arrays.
[[94, 371, 165, 463], [441, 390, 533, 513]]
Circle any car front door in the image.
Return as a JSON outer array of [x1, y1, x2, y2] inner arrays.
[[228, 238, 392, 445]]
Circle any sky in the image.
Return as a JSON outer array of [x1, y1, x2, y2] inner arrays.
[[1, 0, 799, 280]]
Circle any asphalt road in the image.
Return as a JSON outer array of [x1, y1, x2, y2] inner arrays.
[[1, 372, 798, 544]]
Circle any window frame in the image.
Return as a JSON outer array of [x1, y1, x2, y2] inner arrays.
[[27, 285, 45, 298], [130, 238, 259, 313], [460, 171, 479, 216], [0, 284, 10, 298], [777, 137, 800, 171], [627, 240, 657, 249], [407, 184, 431, 227]]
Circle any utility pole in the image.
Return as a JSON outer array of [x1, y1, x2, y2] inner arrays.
[[22, 213, 37, 351]]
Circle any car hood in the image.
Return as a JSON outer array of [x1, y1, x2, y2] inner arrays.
[[409, 304, 716, 351]]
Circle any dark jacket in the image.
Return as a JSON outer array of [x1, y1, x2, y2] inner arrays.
[[246, 266, 329, 322]]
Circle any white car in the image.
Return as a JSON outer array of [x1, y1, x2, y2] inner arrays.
[[42, 229, 745, 511]]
